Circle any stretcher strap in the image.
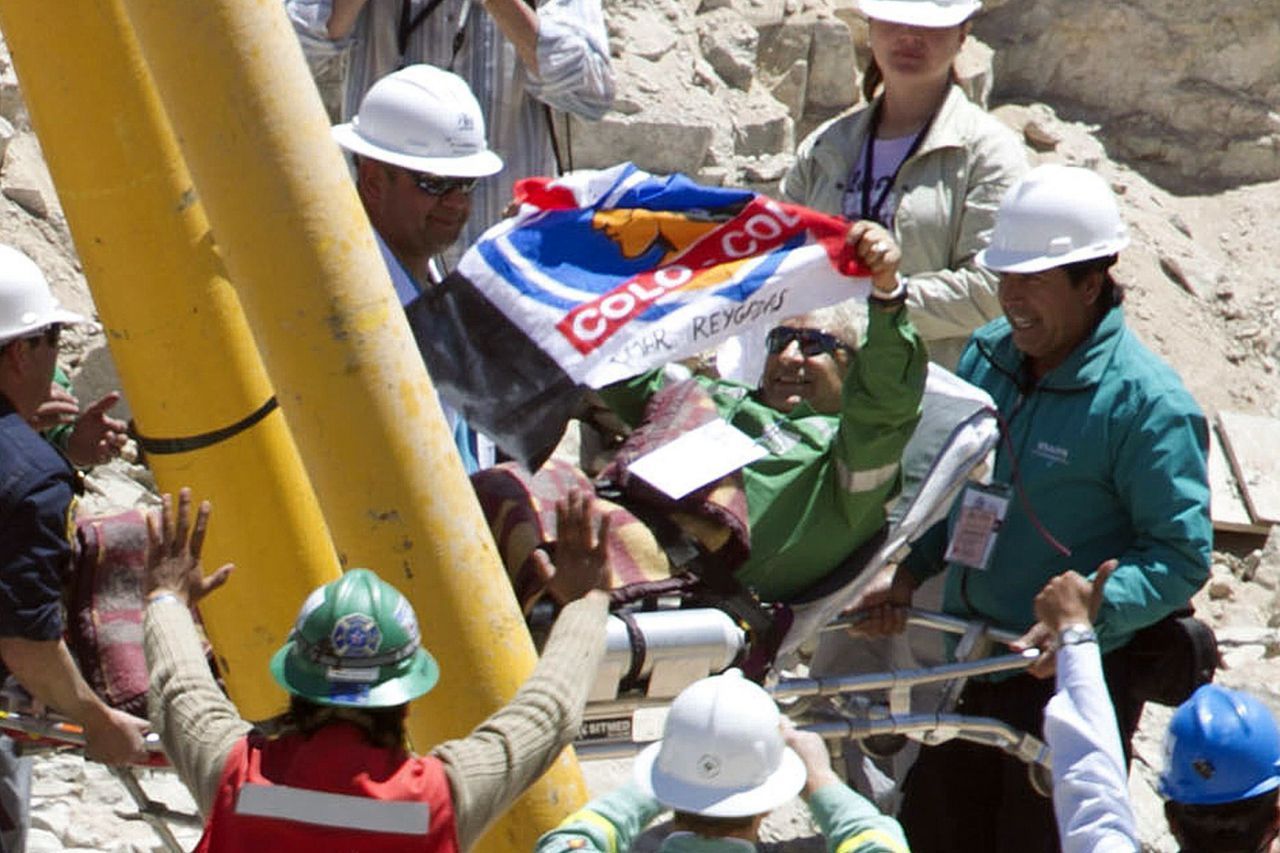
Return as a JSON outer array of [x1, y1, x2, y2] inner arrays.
[[131, 396, 278, 455]]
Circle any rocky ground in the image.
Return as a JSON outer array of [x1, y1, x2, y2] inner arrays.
[[2, 2, 1280, 851]]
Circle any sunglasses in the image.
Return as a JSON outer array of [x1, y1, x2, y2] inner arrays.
[[26, 322, 63, 348], [407, 170, 478, 197], [765, 326, 850, 358]]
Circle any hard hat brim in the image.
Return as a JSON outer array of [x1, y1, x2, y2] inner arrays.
[[633, 740, 807, 818], [269, 640, 440, 708], [858, 0, 981, 27], [976, 237, 1130, 274], [0, 305, 89, 347], [331, 123, 504, 179]]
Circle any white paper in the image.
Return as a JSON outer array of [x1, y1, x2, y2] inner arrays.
[[628, 419, 767, 499]]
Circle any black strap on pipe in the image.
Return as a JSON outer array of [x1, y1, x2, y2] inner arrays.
[[131, 396, 279, 456]]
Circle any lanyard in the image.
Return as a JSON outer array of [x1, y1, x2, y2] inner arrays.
[[858, 100, 934, 227]]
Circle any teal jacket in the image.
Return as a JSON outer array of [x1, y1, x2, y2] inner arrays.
[[600, 303, 926, 602], [903, 307, 1211, 653], [535, 783, 909, 853]]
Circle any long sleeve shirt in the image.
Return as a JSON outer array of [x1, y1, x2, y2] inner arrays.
[[1045, 642, 1140, 853], [144, 590, 608, 848]]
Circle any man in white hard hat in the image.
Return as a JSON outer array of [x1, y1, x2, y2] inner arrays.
[[536, 669, 910, 853], [856, 164, 1211, 852], [333, 63, 503, 471], [0, 244, 150, 849]]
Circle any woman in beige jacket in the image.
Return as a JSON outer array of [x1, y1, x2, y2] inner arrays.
[[781, 0, 1027, 369]]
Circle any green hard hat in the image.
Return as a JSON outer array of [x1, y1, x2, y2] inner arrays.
[[269, 568, 440, 708]]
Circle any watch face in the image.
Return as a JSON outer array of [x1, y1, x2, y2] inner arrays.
[[1060, 625, 1097, 646]]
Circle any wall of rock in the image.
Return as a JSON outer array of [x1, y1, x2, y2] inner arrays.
[[976, 0, 1280, 192]]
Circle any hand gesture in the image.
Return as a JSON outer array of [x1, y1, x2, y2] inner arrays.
[[145, 488, 234, 608], [84, 706, 151, 766], [845, 563, 918, 637], [781, 720, 841, 797], [845, 220, 902, 295], [29, 383, 80, 432], [1012, 559, 1118, 679], [65, 392, 129, 467], [535, 489, 612, 604]]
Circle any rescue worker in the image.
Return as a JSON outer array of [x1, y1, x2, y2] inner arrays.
[[143, 487, 610, 851], [536, 669, 910, 853], [1160, 685, 1280, 853], [332, 63, 504, 472], [0, 244, 150, 848], [857, 164, 1211, 851]]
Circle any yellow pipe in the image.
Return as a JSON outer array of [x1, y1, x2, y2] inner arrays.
[[120, 1, 587, 847], [0, 0, 342, 719]]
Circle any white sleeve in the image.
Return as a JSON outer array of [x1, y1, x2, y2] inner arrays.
[[1044, 642, 1141, 853], [527, 0, 615, 119]]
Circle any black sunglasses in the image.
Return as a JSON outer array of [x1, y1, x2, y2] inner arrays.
[[407, 170, 478, 197], [26, 322, 63, 348], [766, 326, 849, 358]]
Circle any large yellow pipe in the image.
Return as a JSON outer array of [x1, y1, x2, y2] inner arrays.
[[0, 1, 342, 719], [120, 1, 586, 847]]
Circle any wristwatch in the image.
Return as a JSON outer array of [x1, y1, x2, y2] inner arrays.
[[1058, 623, 1097, 646]]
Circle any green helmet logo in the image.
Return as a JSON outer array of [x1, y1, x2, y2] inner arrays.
[[269, 568, 440, 708]]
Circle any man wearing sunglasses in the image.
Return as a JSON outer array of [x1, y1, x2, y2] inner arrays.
[[0, 244, 151, 850], [598, 221, 926, 604], [333, 64, 504, 471]]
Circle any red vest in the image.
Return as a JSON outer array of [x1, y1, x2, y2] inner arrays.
[[196, 723, 460, 853]]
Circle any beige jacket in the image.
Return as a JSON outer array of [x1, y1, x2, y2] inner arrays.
[[781, 85, 1028, 368], [144, 591, 608, 850]]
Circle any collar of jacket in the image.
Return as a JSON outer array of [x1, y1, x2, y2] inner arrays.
[[810, 84, 975, 180], [662, 832, 758, 853], [973, 305, 1127, 392]]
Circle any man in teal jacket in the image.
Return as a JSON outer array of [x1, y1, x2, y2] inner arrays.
[[859, 165, 1211, 853], [536, 669, 909, 853], [599, 221, 927, 603]]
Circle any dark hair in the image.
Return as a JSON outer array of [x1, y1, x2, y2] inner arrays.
[[671, 811, 760, 837], [1062, 254, 1124, 309], [281, 695, 408, 750], [1166, 789, 1280, 853]]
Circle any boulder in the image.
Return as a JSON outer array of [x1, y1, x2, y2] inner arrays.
[[805, 16, 859, 111], [697, 7, 759, 90]]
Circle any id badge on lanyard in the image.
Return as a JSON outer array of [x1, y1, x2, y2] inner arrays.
[[944, 482, 1011, 571]]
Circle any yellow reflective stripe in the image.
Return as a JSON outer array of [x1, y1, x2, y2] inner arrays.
[[561, 808, 618, 853], [835, 828, 909, 853], [835, 459, 899, 494]]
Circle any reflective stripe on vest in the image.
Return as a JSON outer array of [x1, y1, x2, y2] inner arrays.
[[236, 783, 430, 834], [834, 459, 899, 494]]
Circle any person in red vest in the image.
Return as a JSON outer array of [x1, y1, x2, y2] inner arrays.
[[142, 488, 610, 851]]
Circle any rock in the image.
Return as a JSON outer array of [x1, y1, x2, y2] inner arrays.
[[3, 184, 47, 219], [30, 799, 72, 838], [1158, 254, 1199, 298], [571, 111, 716, 175], [767, 60, 810, 121], [1023, 120, 1059, 152], [804, 17, 859, 110], [953, 37, 994, 110], [0, 115, 14, 167], [729, 87, 794, 155], [25, 828, 61, 853], [697, 7, 759, 90], [1207, 577, 1235, 601]]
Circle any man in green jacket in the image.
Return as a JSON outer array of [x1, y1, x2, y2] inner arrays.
[[536, 669, 909, 853], [858, 164, 1211, 852], [599, 220, 927, 603]]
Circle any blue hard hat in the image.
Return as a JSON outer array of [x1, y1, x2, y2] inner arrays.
[[1160, 684, 1280, 805]]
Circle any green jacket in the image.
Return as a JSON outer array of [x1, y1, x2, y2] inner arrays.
[[903, 307, 1211, 653], [600, 303, 925, 602], [535, 783, 909, 853], [781, 85, 1028, 369]]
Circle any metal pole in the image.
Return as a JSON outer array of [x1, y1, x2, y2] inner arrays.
[[118, 1, 587, 847], [0, 0, 342, 719]]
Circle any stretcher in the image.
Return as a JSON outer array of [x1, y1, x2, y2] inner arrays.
[[570, 364, 1056, 797]]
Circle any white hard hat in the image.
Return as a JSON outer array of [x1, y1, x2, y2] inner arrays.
[[0, 244, 85, 347], [633, 669, 805, 818], [332, 64, 503, 178], [976, 164, 1130, 274], [859, 0, 981, 27]]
